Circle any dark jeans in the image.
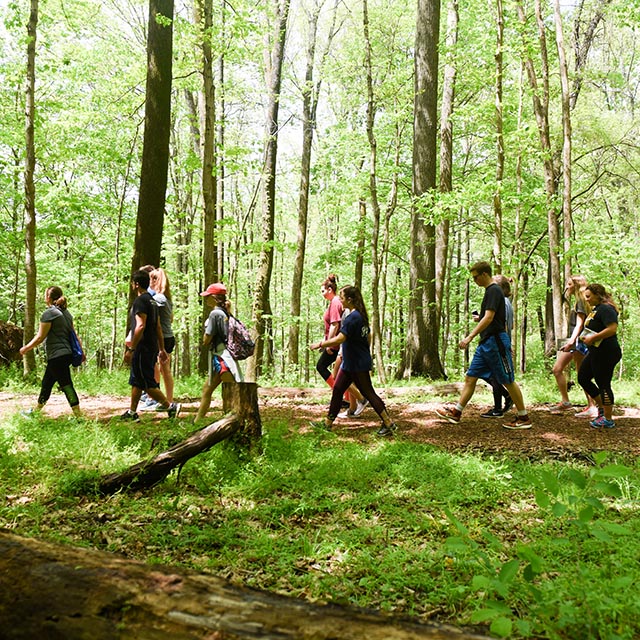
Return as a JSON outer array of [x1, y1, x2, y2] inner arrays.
[[329, 369, 386, 419], [38, 354, 79, 407]]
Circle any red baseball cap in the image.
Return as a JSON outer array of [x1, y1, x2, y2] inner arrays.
[[200, 282, 227, 296]]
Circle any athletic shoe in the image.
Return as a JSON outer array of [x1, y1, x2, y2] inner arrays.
[[502, 397, 514, 414], [353, 399, 369, 417], [310, 420, 332, 431], [140, 400, 160, 411], [167, 402, 181, 419], [481, 408, 503, 418], [503, 415, 532, 430], [435, 407, 462, 424], [120, 409, 140, 422], [575, 406, 598, 418], [376, 423, 397, 437], [550, 402, 572, 414], [337, 409, 355, 419], [590, 415, 616, 429]]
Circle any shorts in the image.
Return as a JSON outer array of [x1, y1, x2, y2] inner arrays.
[[576, 340, 588, 356], [164, 336, 175, 354], [467, 334, 515, 385], [129, 346, 160, 390]]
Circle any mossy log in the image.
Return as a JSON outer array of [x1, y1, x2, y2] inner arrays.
[[0, 531, 490, 640], [99, 383, 261, 494]]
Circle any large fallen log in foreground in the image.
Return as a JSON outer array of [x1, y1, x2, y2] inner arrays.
[[0, 532, 490, 640]]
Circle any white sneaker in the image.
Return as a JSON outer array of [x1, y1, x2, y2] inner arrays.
[[353, 399, 368, 417], [139, 400, 160, 411], [338, 409, 355, 419], [575, 406, 598, 418]]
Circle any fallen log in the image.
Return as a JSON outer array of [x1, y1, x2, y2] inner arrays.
[[0, 531, 490, 640], [99, 383, 261, 494]]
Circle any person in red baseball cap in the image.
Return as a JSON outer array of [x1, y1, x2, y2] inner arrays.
[[195, 283, 242, 422]]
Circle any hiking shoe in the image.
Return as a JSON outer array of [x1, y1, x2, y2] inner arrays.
[[575, 406, 598, 418], [353, 399, 369, 417], [503, 415, 532, 430], [167, 402, 181, 419], [376, 423, 397, 437], [481, 408, 503, 418], [550, 402, 572, 414], [310, 420, 332, 431], [435, 407, 462, 424], [502, 397, 514, 413], [120, 409, 140, 422], [590, 415, 616, 429]]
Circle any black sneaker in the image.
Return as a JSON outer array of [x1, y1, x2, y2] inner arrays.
[[120, 409, 140, 422], [376, 423, 397, 437], [503, 397, 514, 413], [167, 402, 181, 419], [481, 409, 503, 418]]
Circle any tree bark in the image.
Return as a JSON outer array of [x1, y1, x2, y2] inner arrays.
[[400, 0, 445, 380], [130, 0, 174, 280], [22, 0, 38, 377], [492, 0, 505, 273], [0, 531, 491, 640]]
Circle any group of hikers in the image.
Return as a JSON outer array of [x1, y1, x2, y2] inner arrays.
[[18, 260, 622, 433]]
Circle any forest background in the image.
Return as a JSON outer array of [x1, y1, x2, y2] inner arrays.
[[1, 0, 639, 385]]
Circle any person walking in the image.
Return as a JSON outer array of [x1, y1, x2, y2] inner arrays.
[[19, 286, 83, 417], [194, 283, 243, 423], [480, 274, 514, 418], [310, 286, 397, 437], [121, 270, 180, 421], [315, 274, 343, 389], [436, 261, 532, 430], [577, 284, 622, 428]]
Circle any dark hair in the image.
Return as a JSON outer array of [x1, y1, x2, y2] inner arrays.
[[587, 283, 618, 312], [139, 264, 156, 273], [132, 269, 150, 290], [340, 286, 369, 326], [493, 274, 512, 298], [322, 274, 338, 293], [46, 286, 67, 309], [470, 261, 492, 277]]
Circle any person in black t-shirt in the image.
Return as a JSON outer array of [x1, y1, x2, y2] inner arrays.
[[436, 261, 531, 430], [121, 270, 181, 421]]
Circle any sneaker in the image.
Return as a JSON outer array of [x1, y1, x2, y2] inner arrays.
[[481, 408, 503, 418], [435, 407, 462, 424], [353, 399, 369, 417], [120, 409, 140, 422], [167, 402, 181, 419], [502, 397, 514, 414], [310, 420, 332, 431], [140, 400, 160, 411], [376, 423, 397, 437], [503, 415, 532, 430], [590, 415, 616, 429], [550, 402, 572, 414], [575, 406, 598, 418], [337, 409, 355, 419]]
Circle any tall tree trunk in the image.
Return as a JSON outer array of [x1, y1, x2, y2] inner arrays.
[[130, 0, 174, 280], [246, 0, 290, 381], [362, 0, 386, 381], [436, 0, 459, 334], [354, 199, 367, 289], [492, 0, 504, 273], [22, 0, 38, 377], [399, 0, 445, 380]]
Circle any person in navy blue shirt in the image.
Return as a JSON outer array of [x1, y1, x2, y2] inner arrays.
[[310, 286, 396, 437]]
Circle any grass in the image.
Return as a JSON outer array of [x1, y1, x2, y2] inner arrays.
[[1, 372, 640, 638]]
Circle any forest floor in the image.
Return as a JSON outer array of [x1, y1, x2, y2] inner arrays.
[[2, 384, 639, 459]]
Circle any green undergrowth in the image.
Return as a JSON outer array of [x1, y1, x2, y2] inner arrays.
[[0, 411, 639, 639]]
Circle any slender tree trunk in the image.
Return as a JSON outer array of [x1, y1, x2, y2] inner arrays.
[[22, 0, 38, 377], [246, 0, 290, 381], [130, 0, 174, 281], [354, 199, 366, 289], [436, 0, 458, 333], [493, 0, 504, 273], [399, 0, 444, 380]]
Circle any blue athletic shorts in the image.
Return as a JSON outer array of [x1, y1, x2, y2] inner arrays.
[[467, 334, 515, 385]]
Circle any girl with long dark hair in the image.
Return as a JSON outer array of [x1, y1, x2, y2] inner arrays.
[[19, 286, 82, 416], [310, 286, 396, 436]]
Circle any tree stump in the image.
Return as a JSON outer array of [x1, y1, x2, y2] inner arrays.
[[0, 320, 23, 366], [222, 382, 261, 451], [0, 531, 491, 640]]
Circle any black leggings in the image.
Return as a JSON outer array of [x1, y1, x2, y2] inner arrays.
[[316, 348, 338, 382], [329, 369, 386, 419], [578, 346, 621, 406], [38, 354, 79, 408]]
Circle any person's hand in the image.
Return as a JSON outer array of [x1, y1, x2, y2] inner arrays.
[[310, 342, 322, 351], [158, 349, 168, 363], [19, 346, 27, 357], [560, 341, 574, 352], [458, 335, 472, 350], [123, 349, 133, 364], [582, 334, 594, 347]]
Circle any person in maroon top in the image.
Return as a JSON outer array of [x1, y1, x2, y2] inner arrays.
[[314, 274, 343, 389]]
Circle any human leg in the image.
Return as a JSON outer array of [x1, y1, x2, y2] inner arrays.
[[316, 349, 338, 386], [552, 350, 573, 405]]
